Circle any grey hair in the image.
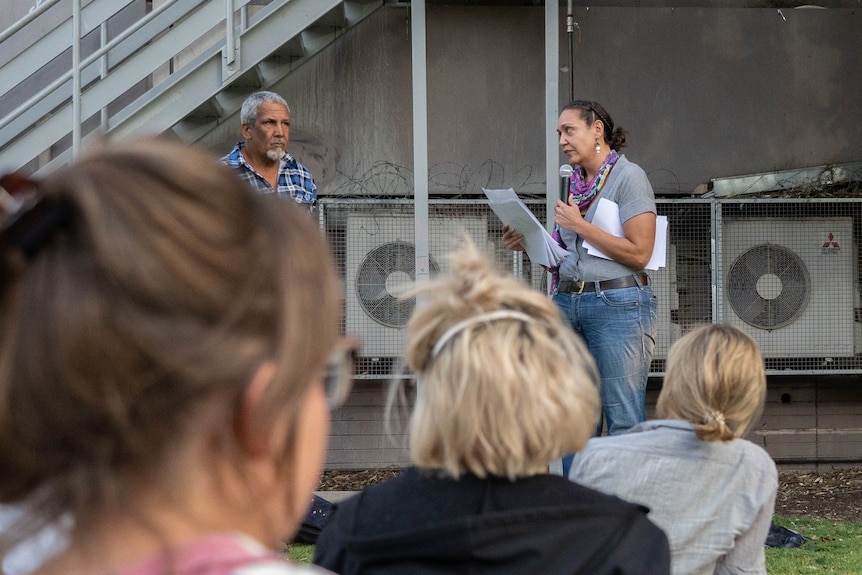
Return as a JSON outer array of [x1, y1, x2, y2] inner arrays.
[[240, 91, 290, 127]]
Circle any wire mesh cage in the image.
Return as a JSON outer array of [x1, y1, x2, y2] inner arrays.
[[322, 197, 862, 378], [653, 199, 712, 373], [716, 199, 862, 373], [320, 198, 548, 379]]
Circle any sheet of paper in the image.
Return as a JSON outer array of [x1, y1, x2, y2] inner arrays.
[[483, 188, 568, 268], [646, 216, 668, 270], [583, 198, 668, 270]]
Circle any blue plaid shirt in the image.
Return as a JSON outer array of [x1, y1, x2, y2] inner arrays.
[[221, 142, 317, 213]]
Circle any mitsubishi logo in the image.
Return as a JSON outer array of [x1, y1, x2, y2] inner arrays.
[[822, 232, 840, 254]]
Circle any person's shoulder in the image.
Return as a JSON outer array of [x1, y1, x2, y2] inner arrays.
[[571, 424, 676, 472], [736, 437, 779, 479], [221, 143, 243, 165], [282, 153, 302, 167], [607, 155, 653, 207], [548, 475, 671, 574], [613, 155, 649, 181], [577, 434, 629, 458], [615, 154, 643, 170], [571, 438, 628, 474], [550, 472, 641, 510], [582, 421, 666, 449]]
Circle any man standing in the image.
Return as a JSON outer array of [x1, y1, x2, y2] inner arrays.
[[222, 91, 317, 213]]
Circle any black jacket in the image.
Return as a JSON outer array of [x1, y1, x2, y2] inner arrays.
[[313, 466, 670, 575]]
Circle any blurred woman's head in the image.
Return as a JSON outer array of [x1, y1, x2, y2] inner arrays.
[[402, 238, 600, 480], [0, 137, 341, 552], [657, 324, 766, 441]]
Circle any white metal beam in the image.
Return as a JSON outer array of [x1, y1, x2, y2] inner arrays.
[[412, 0, 430, 288], [545, 2, 560, 233]]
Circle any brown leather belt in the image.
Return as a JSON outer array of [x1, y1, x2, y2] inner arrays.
[[557, 273, 650, 295]]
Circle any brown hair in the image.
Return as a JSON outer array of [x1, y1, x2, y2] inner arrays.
[[0, 137, 339, 549], [562, 100, 628, 151], [402, 238, 600, 480], [657, 324, 766, 441]]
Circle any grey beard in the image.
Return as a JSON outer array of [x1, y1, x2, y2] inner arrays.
[[266, 147, 286, 162]]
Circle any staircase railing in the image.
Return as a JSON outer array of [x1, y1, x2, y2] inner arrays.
[[0, 0, 383, 175]]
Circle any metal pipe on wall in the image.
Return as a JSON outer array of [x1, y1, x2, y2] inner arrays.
[[411, 0, 430, 292], [545, 0, 560, 233], [566, 0, 574, 102], [72, 0, 81, 157]]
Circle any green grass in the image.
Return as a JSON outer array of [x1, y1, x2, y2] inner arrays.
[[767, 516, 862, 575], [288, 516, 862, 573], [286, 543, 315, 563]]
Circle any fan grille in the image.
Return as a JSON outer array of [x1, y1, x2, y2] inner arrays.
[[355, 241, 440, 328], [726, 243, 810, 330]]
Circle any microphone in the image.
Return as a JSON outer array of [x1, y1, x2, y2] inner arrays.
[[559, 164, 573, 203]]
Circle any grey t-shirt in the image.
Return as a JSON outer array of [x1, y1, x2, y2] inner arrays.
[[558, 155, 655, 282]]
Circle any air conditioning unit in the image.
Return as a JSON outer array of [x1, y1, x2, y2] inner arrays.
[[346, 214, 488, 357], [719, 217, 855, 357], [651, 243, 680, 360]]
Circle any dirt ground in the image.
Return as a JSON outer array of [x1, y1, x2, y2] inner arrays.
[[319, 468, 862, 523], [773, 468, 862, 523]]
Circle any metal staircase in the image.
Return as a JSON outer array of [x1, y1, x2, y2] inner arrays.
[[0, 0, 384, 175]]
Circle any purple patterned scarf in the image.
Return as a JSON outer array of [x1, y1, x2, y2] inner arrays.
[[549, 150, 620, 291], [570, 150, 619, 210]]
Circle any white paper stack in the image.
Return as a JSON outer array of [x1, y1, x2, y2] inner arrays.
[[582, 198, 668, 270], [483, 188, 568, 268]]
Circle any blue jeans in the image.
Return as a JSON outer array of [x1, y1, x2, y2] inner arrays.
[[553, 282, 657, 438]]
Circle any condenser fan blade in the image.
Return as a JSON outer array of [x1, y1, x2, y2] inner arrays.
[[726, 243, 810, 330], [354, 241, 438, 328]]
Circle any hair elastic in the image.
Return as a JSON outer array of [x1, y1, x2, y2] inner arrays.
[[707, 409, 726, 427], [1, 195, 72, 260], [431, 309, 536, 359]]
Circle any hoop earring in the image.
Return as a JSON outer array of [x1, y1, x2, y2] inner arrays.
[[595, 137, 601, 154]]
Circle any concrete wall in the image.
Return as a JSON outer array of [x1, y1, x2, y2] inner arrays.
[[201, 4, 861, 197], [327, 380, 412, 469], [753, 376, 862, 467], [568, 6, 862, 193], [201, 5, 550, 197], [326, 375, 862, 470]]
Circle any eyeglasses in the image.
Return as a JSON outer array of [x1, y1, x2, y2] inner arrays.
[[323, 339, 359, 409]]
